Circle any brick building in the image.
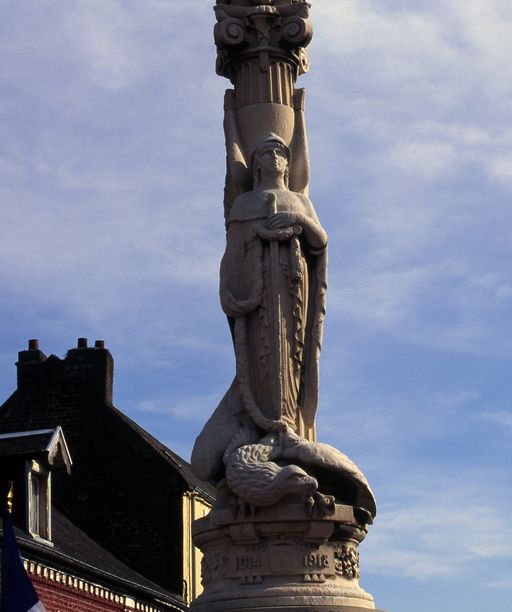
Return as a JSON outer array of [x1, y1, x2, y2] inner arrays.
[[0, 339, 214, 610]]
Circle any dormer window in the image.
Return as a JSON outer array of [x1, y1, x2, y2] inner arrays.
[[27, 461, 50, 540], [0, 427, 72, 543]]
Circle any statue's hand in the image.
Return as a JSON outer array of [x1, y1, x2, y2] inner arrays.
[[258, 219, 302, 242], [266, 211, 303, 230], [266, 211, 327, 251]]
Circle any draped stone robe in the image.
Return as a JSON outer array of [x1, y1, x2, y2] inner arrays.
[[220, 187, 327, 441]]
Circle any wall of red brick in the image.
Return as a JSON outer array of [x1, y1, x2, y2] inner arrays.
[[32, 573, 125, 612]]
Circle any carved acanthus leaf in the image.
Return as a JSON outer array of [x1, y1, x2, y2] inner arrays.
[[214, 1, 312, 81]]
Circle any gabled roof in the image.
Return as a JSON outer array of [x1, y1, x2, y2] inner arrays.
[[0, 427, 72, 474], [110, 405, 215, 502]]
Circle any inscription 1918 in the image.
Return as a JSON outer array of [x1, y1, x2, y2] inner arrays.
[[303, 552, 329, 569]]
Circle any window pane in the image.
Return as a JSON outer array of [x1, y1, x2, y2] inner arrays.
[[30, 474, 40, 535]]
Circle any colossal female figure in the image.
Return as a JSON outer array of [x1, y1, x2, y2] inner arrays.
[[192, 133, 327, 482]]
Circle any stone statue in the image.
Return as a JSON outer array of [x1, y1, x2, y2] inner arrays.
[[221, 132, 326, 440], [194, 132, 326, 482], [199, 131, 374, 516], [189, 2, 386, 610]]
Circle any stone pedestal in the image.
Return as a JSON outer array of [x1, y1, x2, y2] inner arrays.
[[191, 500, 382, 612]]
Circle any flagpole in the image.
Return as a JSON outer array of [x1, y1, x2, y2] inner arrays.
[[1, 480, 46, 612]]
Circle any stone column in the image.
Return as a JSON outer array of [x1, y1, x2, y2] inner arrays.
[[190, 2, 389, 611]]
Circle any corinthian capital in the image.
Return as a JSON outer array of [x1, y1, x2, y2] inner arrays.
[[214, 0, 312, 84]]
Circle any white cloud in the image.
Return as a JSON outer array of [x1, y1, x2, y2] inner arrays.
[[134, 389, 224, 422], [64, 4, 140, 91], [479, 410, 512, 431], [331, 264, 431, 328], [309, 0, 512, 187], [327, 259, 512, 355], [364, 475, 512, 580], [387, 141, 457, 180], [490, 156, 512, 184], [319, 386, 480, 458], [486, 579, 512, 590]]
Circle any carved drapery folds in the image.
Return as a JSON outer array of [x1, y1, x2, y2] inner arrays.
[[215, 1, 312, 108]]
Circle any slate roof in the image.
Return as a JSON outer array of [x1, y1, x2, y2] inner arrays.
[[1, 508, 186, 611], [110, 405, 215, 503], [0, 429, 56, 457]]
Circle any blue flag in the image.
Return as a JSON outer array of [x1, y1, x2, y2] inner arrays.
[[1, 492, 45, 612]]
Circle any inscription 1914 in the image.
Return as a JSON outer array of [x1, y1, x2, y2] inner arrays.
[[236, 555, 262, 572]]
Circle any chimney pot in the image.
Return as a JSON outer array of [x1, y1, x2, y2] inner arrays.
[[28, 339, 39, 350], [77, 338, 88, 349], [95, 340, 105, 349]]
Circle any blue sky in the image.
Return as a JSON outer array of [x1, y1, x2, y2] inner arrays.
[[1, 1, 511, 611]]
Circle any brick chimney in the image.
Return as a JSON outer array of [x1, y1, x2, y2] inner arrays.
[[16, 339, 114, 404], [16, 339, 48, 390]]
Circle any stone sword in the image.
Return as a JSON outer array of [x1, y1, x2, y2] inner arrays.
[[267, 191, 284, 422]]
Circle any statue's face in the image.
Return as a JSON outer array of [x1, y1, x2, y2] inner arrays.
[[257, 145, 288, 175]]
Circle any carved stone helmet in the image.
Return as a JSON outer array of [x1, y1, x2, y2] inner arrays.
[[253, 133, 291, 162], [251, 133, 292, 188]]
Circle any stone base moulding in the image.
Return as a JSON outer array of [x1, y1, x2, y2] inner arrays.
[[191, 605, 388, 612], [190, 501, 384, 612]]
